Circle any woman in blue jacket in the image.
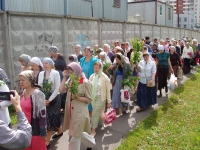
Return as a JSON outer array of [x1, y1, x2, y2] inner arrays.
[[80, 46, 98, 116]]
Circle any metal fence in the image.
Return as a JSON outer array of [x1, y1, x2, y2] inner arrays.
[[1, 11, 200, 89]]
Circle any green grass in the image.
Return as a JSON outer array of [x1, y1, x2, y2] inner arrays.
[[116, 68, 200, 150]]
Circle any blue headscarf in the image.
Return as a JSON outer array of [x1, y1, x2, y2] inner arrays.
[[42, 57, 55, 66]]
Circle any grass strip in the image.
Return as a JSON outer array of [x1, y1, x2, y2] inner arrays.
[[116, 68, 200, 150]]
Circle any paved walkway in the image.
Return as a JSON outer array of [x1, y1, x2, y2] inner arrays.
[[47, 69, 196, 150]]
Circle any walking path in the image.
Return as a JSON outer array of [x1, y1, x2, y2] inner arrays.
[[47, 69, 196, 150]]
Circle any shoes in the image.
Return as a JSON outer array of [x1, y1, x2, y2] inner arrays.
[[126, 110, 130, 114], [116, 114, 122, 118], [157, 94, 162, 98], [86, 148, 92, 150], [52, 132, 63, 139], [90, 133, 96, 138], [136, 108, 143, 113]]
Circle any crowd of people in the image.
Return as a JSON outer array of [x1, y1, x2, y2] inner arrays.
[[0, 36, 199, 150]]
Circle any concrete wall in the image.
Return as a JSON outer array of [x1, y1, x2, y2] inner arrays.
[[0, 12, 200, 89]]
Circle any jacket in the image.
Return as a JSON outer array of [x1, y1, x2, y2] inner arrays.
[[63, 78, 92, 137], [0, 112, 32, 150], [89, 73, 112, 103], [109, 61, 132, 85], [80, 56, 98, 79]]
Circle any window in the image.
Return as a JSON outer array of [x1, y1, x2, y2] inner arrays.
[[184, 25, 187, 28], [179, 17, 181, 21], [191, 25, 193, 29], [160, 5, 162, 15], [168, 8, 171, 20], [191, 18, 194, 22], [184, 17, 187, 22], [113, 0, 121, 8]]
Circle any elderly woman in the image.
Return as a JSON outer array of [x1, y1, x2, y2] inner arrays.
[[19, 70, 47, 150], [38, 58, 62, 147], [80, 46, 98, 114], [182, 42, 194, 74], [136, 52, 157, 112], [19, 54, 31, 71], [74, 44, 83, 62], [89, 62, 111, 137], [109, 53, 132, 117], [114, 46, 129, 63], [49, 46, 67, 80], [156, 45, 173, 97], [99, 52, 111, 65], [95, 48, 104, 59], [69, 54, 78, 63], [30, 57, 44, 84], [124, 42, 132, 61], [103, 44, 115, 62], [59, 62, 92, 150], [169, 46, 182, 77]]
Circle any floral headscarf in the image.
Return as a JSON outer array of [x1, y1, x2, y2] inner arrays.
[[48, 46, 59, 53]]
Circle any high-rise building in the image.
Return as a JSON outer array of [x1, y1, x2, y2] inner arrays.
[[164, 0, 195, 29], [194, 0, 200, 28]]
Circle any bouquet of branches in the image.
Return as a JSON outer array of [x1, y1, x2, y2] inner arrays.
[[0, 80, 5, 86], [103, 62, 111, 75], [65, 73, 80, 99], [130, 38, 143, 65], [120, 72, 139, 93], [42, 79, 53, 100]]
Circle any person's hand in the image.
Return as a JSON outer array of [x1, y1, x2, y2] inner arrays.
[[46, 100, 51, 106], [62, 70, 68, 78], [41, 136, 47, 140], [0, 100, 2, 102], [109, 65, 114, 70], [10, 90, 22, 112], [107, 103, 111, 108], [171, 68, 174, 73], [149, 80, 153, 85]]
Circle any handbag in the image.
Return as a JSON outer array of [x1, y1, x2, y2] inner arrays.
[[104, 108, 116, 124], [145, 63, 155, 88], [120, 87, 130, 103]]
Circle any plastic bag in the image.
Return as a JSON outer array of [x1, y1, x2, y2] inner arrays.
[[120, 86, 130, 103], [169, 73, 178, 91], [81, 132, 96, 147], [104, 108, 116, 124]]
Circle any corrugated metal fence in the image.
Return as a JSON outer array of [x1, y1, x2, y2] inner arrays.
[[1, 11, 200, 89]]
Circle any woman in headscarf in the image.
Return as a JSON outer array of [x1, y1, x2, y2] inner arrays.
[[89, 62, 111, 137], [124, 42, 133, 61], [152, 43, 158, 59], [59, 62, 92, 150], [30, 57, 44, 84], [99, 52, 111, 65], [136, 52, 157, 112], [109, 53, 132, 117], [80, 46, 98, 116], [68, 54, 78, 63], [49, 46, 67, 80], [156, 45, 173, 97], [38, 57, 62, 148], [169, 46, 181, 77], [19, 54, 31, 71], [19, 70, 47, 150]]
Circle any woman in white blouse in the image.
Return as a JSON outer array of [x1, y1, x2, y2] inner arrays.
[[182, 42, 194, 74], [38, 57, 62, 148], [136, 52, 157, 112]]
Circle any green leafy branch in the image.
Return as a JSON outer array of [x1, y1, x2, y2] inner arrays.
[[120, 72, 139, 92], [130, 38, 143, 64], [65, 73, 80, 99], [42, 79, 53, 100]]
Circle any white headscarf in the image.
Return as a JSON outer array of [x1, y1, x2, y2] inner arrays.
[[30, 57, 44, 68], [99, 52, 111, 64]]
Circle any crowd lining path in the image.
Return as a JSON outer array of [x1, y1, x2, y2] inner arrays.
[[39, 69, 197, 150]]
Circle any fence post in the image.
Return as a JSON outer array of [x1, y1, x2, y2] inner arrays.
[[61, 17, 66, 59], [3, 12, 14, 89], [122, 22, 126, 42], [98, 19, 102, 45], [139, 23, 142, 39], [152, 25, 154, 40]]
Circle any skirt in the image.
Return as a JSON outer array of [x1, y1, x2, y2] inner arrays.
[[111, 75, 129, 109], [46, 94, 62, 131], [136, 82, 157, 109], [183, 58, 191, 74], [24, 136, 46, 150], [157, 66, 169, 90], [91, 95, 105, 129]]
